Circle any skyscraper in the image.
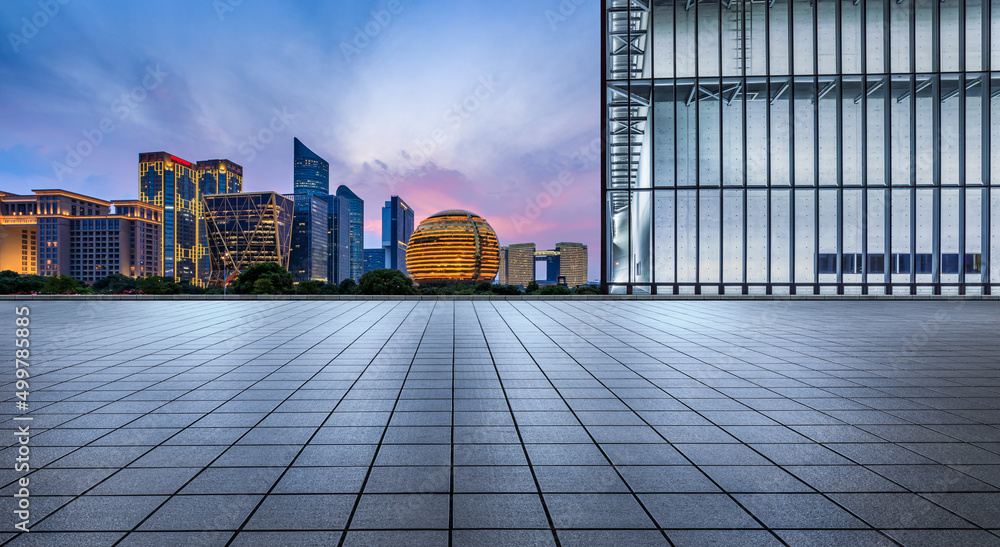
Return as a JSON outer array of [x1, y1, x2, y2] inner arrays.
[[139, 152, 200, 283], [293, 138, 329, 197], [325, 194, 351, 284], [363, 248, 384, 274], [202, 192, 293, 285], [196, 159, 243, 281], [500, 243, 535, 287], [336, 185, 364, 281], [603, 2, 1000, 296], [555, 242, 588, 287], [382, 195, 414, 275], [288, 194, 330, 283]]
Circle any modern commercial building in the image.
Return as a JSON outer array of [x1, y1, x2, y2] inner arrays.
[[556, 241, 588, 287], [499, 243, 535, 286], [603, 1, 1000, 295], [0, 189, 162, 282], [534, 250, 561, 284], [336, 185, 365, 281], [382, 195, 414, 275], [407, 209, 500, 284], [139, 152, 200, 283], [363, 248, 384, 274], [287, 193, 330, 283], [325, 194, 351, 284], [196, 159, 243, 281], [293, 138, 330, 197], [202, 192, 293, 285]]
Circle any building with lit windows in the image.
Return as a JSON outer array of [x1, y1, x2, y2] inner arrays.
[[196, 159, 243, 281], [499, 243, 535, 287], [202, 192, 293, 285], [0, 189, 162, 282], [498, 242, 588, 287], [555, 241, 589, 287], [336, 185, 365, 281], [603, 1, 1000, 296], [293, 138, 330, 197], [288, 193, 330, 282], [382, 195, 414, 275], [363, 248, 384, 274], [407, 210, 500, 284], [326, 194, 351, 284]]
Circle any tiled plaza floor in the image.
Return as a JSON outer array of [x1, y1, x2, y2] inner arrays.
[[2, 300, 999, 546]]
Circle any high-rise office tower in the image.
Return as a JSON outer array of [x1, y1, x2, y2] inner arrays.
[[501, 243, 536, 288], [382, 196, 414, 275], [534, 250, 561, 284], [324, 194, 351, 284], [139, 152, 200, 283], [202, 192, 293, 285], [293, 138, 329, 197], [363, 248, 384, 274], [0, 189, 162, 282], [336, 185, 364, 281], [196, 159, 243, 281], [603, 2, 1000, 296], [287, 193, 330, 282], [555, 242, 588, 287]]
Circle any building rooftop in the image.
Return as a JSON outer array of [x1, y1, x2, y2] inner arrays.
[[3, 301, 999, 544]]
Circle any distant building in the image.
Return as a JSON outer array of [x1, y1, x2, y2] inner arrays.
[[325, 195, 351, 284], [0, 189, 162, 283], [336, 185, 364, 281], [196, 159, 243, 281], [363, 248, 384, 274], [293, 138, 329, 197], [407, 210, 500, 284], [499, 243, 535, 287], [382, 196, 414, 275], [139, 152, 201, 283], [555, 242, 588, 287], [287, 194, 330, 283], [534, 250, 561, 284], [202, 192, 293, 285]]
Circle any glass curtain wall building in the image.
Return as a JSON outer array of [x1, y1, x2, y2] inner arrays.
[[202, 192, 293, 285], [382, 195, 415, 275], [336, 185, 365, 281], [288, 193, 330, 282], [603, 0, 1000, 295]]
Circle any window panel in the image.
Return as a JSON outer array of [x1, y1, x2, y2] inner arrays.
[[654, 191, 675, 283], [817, 1, 836, 74], [866, 76, 887, 187], [723, 189, 744, 282], [817, 77, 838, 187], [915, 1, 934, 72], [915, 75, 936, 185], [818, 189, 838, 281], [609, 191, 629, 284], [698, 1, 719, 77], [867, 189, 887, 281], [677, 190, 697, 282], [770, 77, 791, 186], [941, 75, 961, 186], [993, 77, 1000, 184], [915, 189, 935, 278], [794, 78, 816, 186], [675, 2, 696, 78], [676, 81, 697, 187], [966, 189, 984, 282], [747, 2, 768, 76], [992, 189, 1000, 283], [843, 76, 863, 186], [890, 1, 912, 73], [841, 0, 863, 74], [722, 79, 745, 186], [699, 82, 721, 186], [746, 78, 768, 186], [699, 190, 720, 283], [967, 0, 984, 71], [721, 3, 743, 77], [632, 190, 652, 283], [794, 190, 816, 282], [793, 1, 814, 75], [746, 189, 768, 282], [654, 83, 676, 188], [941, 189, 960, 279], [994, 0, 1000, 70], [769, 0, 790, 75], [891, 189, 912, 281], [843, 189, 863, 281], [891, 76, 912, 186], [652, 3, 674, 79], [866, 0, 885, 73], [940, 0, 961, 72], [771, 189, 791, 282], [967, 75, 984, 186]]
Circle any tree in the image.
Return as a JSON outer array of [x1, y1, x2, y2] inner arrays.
[[525, 281, 540, 294], [252, 277, 276, 294], [356, 269, 418, 295], [137, 275, 166, 294], [537, 284, 573, 295], [574, 285, 600, 295], [42, 274, 81, 294], [489, 284, 522, 295], [93, 273, 138, 294], [233, 262, 294, 295], [296, 280, 339, 295], [338, 278, 357, 295]]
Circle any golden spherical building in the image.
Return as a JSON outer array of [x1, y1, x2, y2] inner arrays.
[[406, 209, 500, 284]]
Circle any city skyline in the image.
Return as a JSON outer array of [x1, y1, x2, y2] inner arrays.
[[0, 0, 600, 278]]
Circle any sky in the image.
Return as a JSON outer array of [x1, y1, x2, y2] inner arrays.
[[0, 0, 601, 280]]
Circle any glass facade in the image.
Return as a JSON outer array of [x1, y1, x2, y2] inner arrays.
[[382, 195, 415, 275], [202, 192, 293, 285], [336, 185, 365, 282], [139, 152, 199, 283], [288, 193, 330, 283], [604, 0, 999, 295], [293, 138, 330, 197]]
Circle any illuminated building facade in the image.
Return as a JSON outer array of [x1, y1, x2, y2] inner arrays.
[[534, 250, 561, 284], [288, 193, 330, 282], [604, 1, 1000, 295], [498, 243, 535, 287], [336, 185, 365, 281], [363, 248, 384, 274], [555, 242, 589, 287], [202, 192, 293, 285], [382, 195, 414, 275], [293, 138, 330, 197], [196, 159, 243, 281], [406, 209, 500, 284], [326, 194, 351, 284], [0, 190, 162, 282], [139, 152, 201, 284]]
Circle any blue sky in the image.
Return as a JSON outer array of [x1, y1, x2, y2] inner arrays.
[[0, 0, 600, 279]]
